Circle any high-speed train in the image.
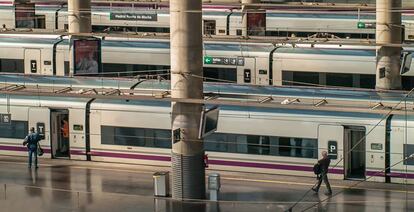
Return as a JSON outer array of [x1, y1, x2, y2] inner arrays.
[[0, 36, 413, 90], [2, 0, 414, 40], [0, 74, 412, 184]]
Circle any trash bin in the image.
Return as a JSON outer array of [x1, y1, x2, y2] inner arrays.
[[153, 171, 170, 197], [208, 173, 221, 201]]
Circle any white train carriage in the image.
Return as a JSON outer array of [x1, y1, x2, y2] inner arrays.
[[389, 115, 414, 184], [265, 13, 375, 38], [0, 35, 412, 88], [1, 37, 414, 89], [0, 95, 90, 161], [0, 75, 412, 183], [2, 0, 414, 41]]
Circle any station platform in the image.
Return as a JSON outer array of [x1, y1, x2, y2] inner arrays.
[[0, 156, 413, 212]]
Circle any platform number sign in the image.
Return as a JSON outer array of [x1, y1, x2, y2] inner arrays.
[[37, 122, 45, 140], [0, 114, 10, 124], [30, 60, 37, 73], [328, 141, 338, 160], [244, 69, 251, 83]]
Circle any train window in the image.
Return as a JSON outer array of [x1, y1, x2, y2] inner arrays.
[[404, 144, 414, 165], [203, 67, 237, 83], [204, 20, 216, 35], [93, 26, 170, 33], [273, 137, 317, 158], [402, 76, 414, 90], [326, 73, 353, 88], [204, 133, 229, 152], [204, 133, 317, 159], [101, 126, 171, 148], [100, 125, 317, 159], [102, 63, 170, 78], [152, 129, 171, 148], [359, 74, 375, 89], [282, 71, 319, 86], [35, 15, 46, 29], [0, 59, 24, 73], [102, 63, 128, 74], [0, 121, 28, 139]]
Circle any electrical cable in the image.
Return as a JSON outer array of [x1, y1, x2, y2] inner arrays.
[[287, 88, 414, 212], [301, 154, 414, 212]]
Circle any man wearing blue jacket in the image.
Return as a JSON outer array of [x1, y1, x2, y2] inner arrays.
[[24, 127, 41, 169]]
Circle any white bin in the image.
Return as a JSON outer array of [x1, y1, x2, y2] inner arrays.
[[153, 171, 170, 197]]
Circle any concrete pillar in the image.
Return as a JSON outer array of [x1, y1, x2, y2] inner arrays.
[[241, 0, 260, 37], [375, 0, 402, 90], [68, 0, 92, 34], [170, 0, 205, 200]]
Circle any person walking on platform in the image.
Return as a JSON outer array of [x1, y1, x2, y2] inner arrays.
[[23, 127, 41, 169], [312, 151, 332, 195]]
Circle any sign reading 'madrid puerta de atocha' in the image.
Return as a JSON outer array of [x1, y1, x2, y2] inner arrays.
[[110, 12, 158, 21]]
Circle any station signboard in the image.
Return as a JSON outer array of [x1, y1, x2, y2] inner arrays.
[[198, 106, 220, 139], [110, 13, 158, 21], [204, 56, 244, 66]]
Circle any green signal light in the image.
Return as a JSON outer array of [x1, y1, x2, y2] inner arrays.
[[357, 21, 376, 29], [357, 21, 366, 29], [204, 56, 213, 64]]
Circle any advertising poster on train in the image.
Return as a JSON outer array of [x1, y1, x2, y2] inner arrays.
[[247, 12, 266, 36], [73, 39, 101, 75], [15, 3, 36, 28]]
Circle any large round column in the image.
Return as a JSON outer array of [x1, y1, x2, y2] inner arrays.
[[170, 0, 205, 200], [68, 0, 91, 34], [376, 0, 402, 90]]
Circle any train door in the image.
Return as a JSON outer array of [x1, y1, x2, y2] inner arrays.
[[24, 49, 41, 74], [28, 107, 50, 155], [55, 50, 66, 76], [51, 109, 70, 158], [344, 126, 366, 179], [238, 57, 256, 85], [318, 125, 343, 165], [256, 58, 269, 86]]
